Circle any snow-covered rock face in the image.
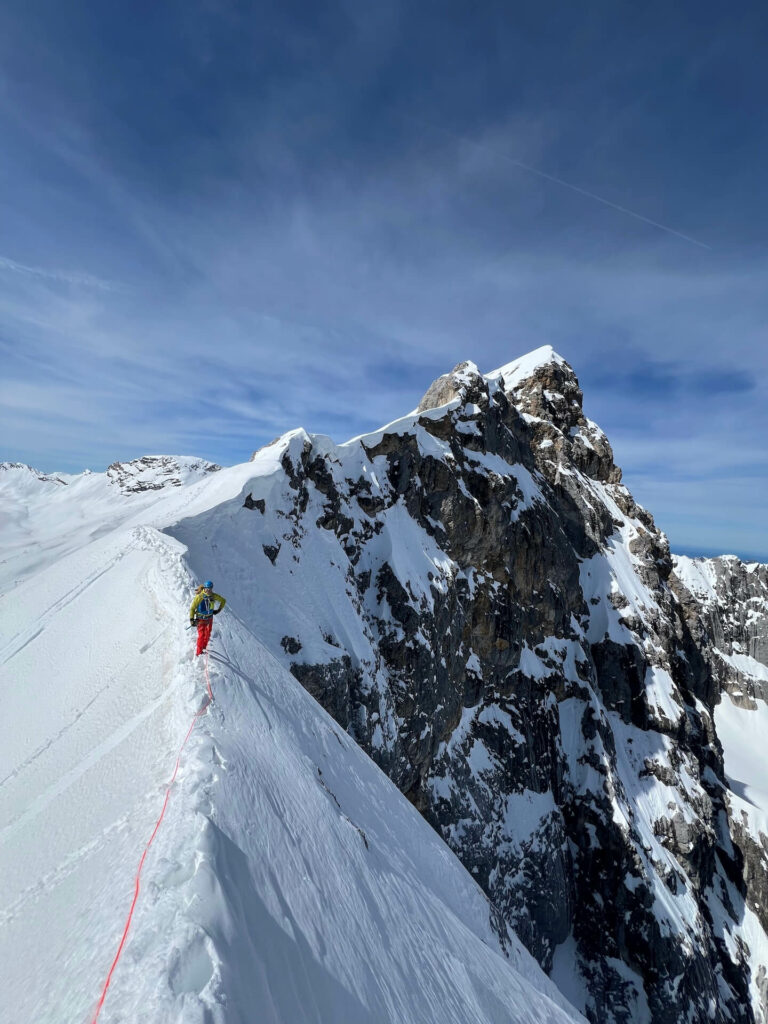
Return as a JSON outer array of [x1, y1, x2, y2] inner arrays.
[[106, 455, 221, 494], [672, 555, 768, 701], [170, 350, 765, 1024], [672, 553, 768, 1006]]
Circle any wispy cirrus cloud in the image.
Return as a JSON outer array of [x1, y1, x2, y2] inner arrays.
[[0, 0, 766, 558]]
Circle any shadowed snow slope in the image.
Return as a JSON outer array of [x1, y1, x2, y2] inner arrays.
[[0, 456, 583, 1022]]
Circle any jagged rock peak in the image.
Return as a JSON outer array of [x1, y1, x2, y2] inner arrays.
[[488, 346, 583, 430], [417, 360, 487, 412], [417, 347, 620, 485], [416, 347, 571, 415], [418, 346, 579, 422]]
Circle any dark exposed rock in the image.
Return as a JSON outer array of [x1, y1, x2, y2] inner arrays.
[[292, 656, 360, 730], [262, 543, 280, 564], [591, 639, 649, 727], [243, 493, 266, 513], [280, 635, 302, 655]]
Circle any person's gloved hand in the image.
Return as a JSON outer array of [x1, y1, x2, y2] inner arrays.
[[190, 620, 196, 627], [213, 609, 220, 615]]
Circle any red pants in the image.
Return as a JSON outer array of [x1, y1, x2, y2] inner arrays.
[[196, 618, 213, 656]]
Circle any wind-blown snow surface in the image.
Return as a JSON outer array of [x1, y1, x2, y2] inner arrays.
[[0, 461, 583, 1022]]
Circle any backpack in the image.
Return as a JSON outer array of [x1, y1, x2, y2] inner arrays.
[[195, 586, 213, 619]]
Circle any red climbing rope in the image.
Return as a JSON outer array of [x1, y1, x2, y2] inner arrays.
[[90, 650, 214, 1023]]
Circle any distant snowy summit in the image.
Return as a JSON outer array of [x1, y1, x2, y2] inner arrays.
[[1, 454, 221, 495], [106, 455, 221, 494], [0, 461, 69, 485]]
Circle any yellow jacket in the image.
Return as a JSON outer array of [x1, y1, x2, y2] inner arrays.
[[190, 591, 226, 622]]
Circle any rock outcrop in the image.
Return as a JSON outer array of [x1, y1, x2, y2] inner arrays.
[[106, 455, 220, 494]]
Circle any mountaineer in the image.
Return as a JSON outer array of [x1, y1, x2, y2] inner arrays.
[[189, 581, 226, 656]]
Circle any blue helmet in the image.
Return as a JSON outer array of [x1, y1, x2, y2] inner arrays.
[[204, 580, 213, 589]]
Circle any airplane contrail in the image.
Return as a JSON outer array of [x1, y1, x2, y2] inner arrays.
[[407, 115, 712, 251], [0, 254, 118, 289]]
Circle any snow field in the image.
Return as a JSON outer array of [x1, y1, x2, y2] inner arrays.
[[0, 525, 201, 1022]]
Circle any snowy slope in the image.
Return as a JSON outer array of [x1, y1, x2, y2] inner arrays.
[[0, 456, 584, 1022]]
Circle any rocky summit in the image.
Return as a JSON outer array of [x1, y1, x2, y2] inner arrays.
[[169, 345, 768, 1024]]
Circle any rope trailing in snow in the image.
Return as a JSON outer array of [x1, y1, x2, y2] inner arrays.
[[90, 650, 214, 1023]]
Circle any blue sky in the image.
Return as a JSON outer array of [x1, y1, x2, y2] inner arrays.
[[1, 0, 766, 559]]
